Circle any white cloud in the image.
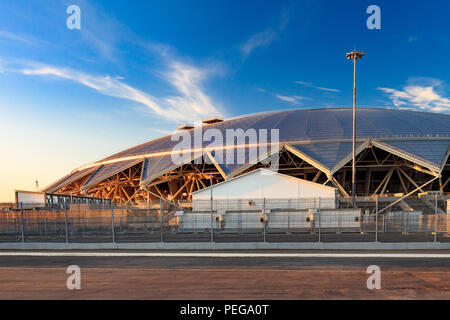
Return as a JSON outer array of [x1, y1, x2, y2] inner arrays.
[[295, 81, 340, 93], [276, 94, 306, 105], [82, 28, 118, 63], [0, 30, 43, 47], [240, 8, 290, 57], [0, 57, 5, 74], [20, 62, 222, 122], [162, 62, 220, 120], [407, 34, 421, 42], [379, 82, 450, 113], [241, 29, 277, 57]]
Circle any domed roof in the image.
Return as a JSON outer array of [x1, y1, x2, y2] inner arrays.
[[45, 108, 450, 193], [99, 108, 450, 161]]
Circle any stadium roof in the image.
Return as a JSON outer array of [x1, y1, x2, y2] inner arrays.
[[45, 108, 450, 193]]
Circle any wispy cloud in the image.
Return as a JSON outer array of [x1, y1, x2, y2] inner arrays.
[[241, 29, 278, 57], [82, 29, 118, 63], [295, 81, 340, 93], [407, 34, 421, 42], [379, 79, 450, 113], [392, 33, 422, 43], [0, 1, 120, 64], [20, 62, 222, 122], [0, 30, 43, 47], [276, 94, 306, 105], [0, 57, 5, 74], [162, 62, 221, 120], [240, 8, 290, 57], [72, 0, 124, 63]]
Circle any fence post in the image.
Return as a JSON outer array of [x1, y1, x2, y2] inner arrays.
[[375, 195, 378, 242], [287, 211, 290, 234], [263, 198, 266, 243], [318, 198, 322, 242], [402, 211, 406, 234], [434, 193, 438, 243], [20, 202, 25, 243], [111, 202, 115, 243], [318, 210, 321, 243], [64, 202, 69, 244], [210, 174, 214, 243], [160, 198, 163, 243]]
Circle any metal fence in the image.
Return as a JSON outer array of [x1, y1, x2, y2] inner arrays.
[[0, 197, 449, 243]]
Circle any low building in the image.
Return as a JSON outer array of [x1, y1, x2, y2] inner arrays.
[[192, 168, 337, 211]]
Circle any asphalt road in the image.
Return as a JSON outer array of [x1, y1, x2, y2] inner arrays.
[[0, 254, 450, 268]]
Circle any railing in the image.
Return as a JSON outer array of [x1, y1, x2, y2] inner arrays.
[[0, 200, 448, 243]]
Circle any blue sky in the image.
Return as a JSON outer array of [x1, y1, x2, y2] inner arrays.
[[1, 0, 450, 200]]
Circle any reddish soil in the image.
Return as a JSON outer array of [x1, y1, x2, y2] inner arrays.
[[0, 265, 448, 300]]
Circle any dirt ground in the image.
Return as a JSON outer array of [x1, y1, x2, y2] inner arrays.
[[0, 265, 448, 300]]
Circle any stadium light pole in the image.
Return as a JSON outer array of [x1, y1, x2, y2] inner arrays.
[[346, 50, 365, 208]]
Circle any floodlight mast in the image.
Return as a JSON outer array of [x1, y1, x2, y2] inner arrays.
[[346, 50, 365, 208]]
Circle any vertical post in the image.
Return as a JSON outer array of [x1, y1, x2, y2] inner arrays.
[[263, 198, 266, 243], [287, 211, 290, 234], [402, 211, 406, 234], [147, 192, 150, 234], [210, 174, 214, 243], [160, 198, 163, 243], [346, 51, 364, 207], [64, 202, 69, 244], [111, 202, 115, 243], [318, 210, 321, 243], [352, 58, 357, 208], [20, 202, 25, 243], [38, 216, 42, 239], [434, 193, 438, 243], [375, 195, 378, 242], [318, 198, 322, 242]]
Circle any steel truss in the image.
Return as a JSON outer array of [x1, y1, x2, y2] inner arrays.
[[48, 142, 450, 206]]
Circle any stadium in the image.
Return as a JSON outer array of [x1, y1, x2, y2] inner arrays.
[[42, 108, 450, 211]]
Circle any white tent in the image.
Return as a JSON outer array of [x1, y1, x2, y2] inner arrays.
[[192, 168, 337, 210]]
